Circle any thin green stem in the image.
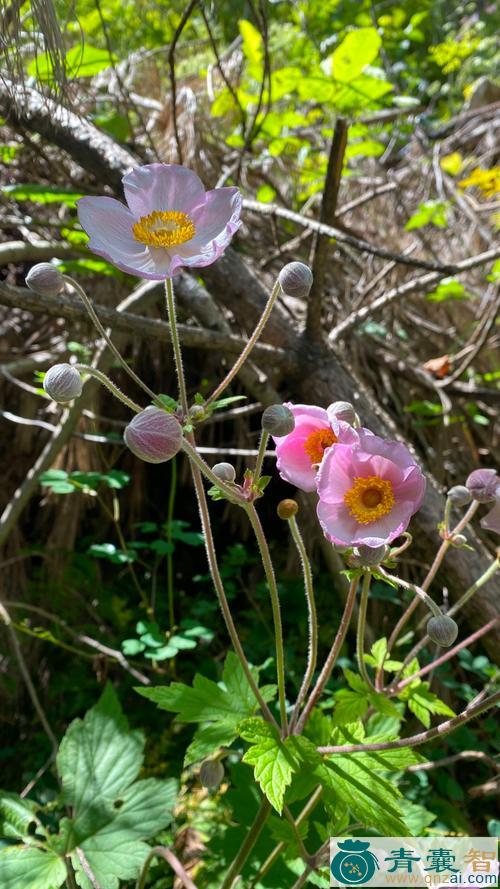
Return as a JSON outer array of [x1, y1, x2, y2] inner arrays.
[[64, 276, 158, 404], [74, 364, 142, 413], [296, 576, 358, 733], [288, 515, 318, 731], [254, 430, 270, 482], [447, 558, 500, 619], [136, 846, 199, 889], [181, 439, 243, 502], [220, 799, 271, 889], [356, 571, 374, 689], [246, 503, 288, 733], [205, 280, 281, 408], [165, 277, 189, 415], [380, 570, 443, 619], [166, 457, 177, 629]]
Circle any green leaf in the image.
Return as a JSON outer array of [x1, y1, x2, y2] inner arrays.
[[28, 44, 116, 81], [426, 278, 469, 302], [405, 200, 450, 231], [406, 684, 455, 728], [184, 722, 239, 767], [239, 717, 298, 813], [239, 19, 263, 78], [210, 395, 247, 410], [331, 28, 382, 82], [0, 793, 39, 839], [56, 685, 177, 888], [2, 184, 83, 206], [155, 394, 178, 412], [332, 689, 369, 726], [0, 847, 66, 889]]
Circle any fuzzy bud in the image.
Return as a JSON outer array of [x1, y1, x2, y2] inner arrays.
[[262, 404, 295, 437], [447, 485, 472, 507], [426, 614, 459, 648], [26, 262, 64, 296], [278, 262, 313, 299], [212, 462, 236, 483], [124, 407, 182, 464], [200, 759, 224, 788], [466, 468, 499, 503], [277, 499, 298, 520], [328, 401, 358, 425], [351, 544, 389, 567], [189, 404, 205, 421], [43, 363, 82, 403], [451, 533, 468, 547]]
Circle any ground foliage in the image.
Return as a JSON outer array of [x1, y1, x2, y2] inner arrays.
[[0, 0, 499, 887]]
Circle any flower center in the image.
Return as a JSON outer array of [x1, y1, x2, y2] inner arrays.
[[344, 476, 395, 525], [303, 428, 337, 465], [132, 210, 196, 248]]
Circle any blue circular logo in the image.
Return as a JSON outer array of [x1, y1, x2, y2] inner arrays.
[[331, 840, 379, 885]]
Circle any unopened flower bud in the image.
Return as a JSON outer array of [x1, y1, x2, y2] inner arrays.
[[277, 499, 298, 520], [426, 614, 458, 647], [124, 407, 182, 464], [200, 759, 224, 787], [466, 468, 499, 503], [351, 544, 389, 567], [447, 485, 472, 507], [329, 401, 358, 425], [278, 262, 313, 299], [189, 404, 205, 421], [26, 262, 64, 296], [43, 363, 82, 402], [262, 404, 295, 437], [451, 533, 468, 547], [212, 462, 236, 483]]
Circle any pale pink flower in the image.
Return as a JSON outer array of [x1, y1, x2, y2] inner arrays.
[[77, 164, 241, 279], [317, 430, 426, 547], [480, 493, 500, 534], [272, 402, 358, 492]]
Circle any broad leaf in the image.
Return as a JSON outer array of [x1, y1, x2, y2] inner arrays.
[[0, 793, 39, 839], [239, 717, 298, 813], [331, 28, 382, 82], [0, 847, 66, 889]]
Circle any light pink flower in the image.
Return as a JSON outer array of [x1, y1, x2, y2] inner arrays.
[[272, 402, 358, 492], [77, 164, 242, 279], [317, 430, 426, 547]]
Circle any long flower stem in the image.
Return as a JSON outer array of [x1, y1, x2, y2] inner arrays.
[[296, 576, 358, 733], [64, 275, 158, 404], [220, 800, 271, 889], [380, 570, 443, 619], [288, 515, 318, 731], [205, 280, 281, 408], [317, 690, 500, 755], [136, 846, 199, 889], [166, 457, 177, 628], [447, 558, 500, 619], [164, 278, 277, 726], [246, 503, 288, 732], [386, 500, 480, 652], [74, 364, 142, 413], [356, 572, 374, 689], [181, 438, 242, 502], [254, 430, 270, 482], [165, 277, 189, 415]]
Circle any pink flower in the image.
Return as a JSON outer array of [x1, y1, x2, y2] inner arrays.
[[481, 498, 500, 534], [316, 430, 426, 547], [77, 164, 242, 279], [272, 403, 358, 492]]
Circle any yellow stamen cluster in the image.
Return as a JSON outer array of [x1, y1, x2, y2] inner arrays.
[[344, 475, 395, 525], [303, 428, 337, 465], [132, 210, 196, 248]]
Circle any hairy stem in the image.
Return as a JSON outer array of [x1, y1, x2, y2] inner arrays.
[[166, 457, 177, 628], [221, 799, 271, 889], [136, 845, 199, 889], [165, 277, 189, 415], [253, 430, 270, 482], [318, 690, 500, 754], [74, 364, 142, 412], [288, 515, 318, 731], [64, 275, 158, 404], [205, 280, 281, 408], [246, 503, 288, 732], [296, 576, 358, 733], [356, 571, 374, 689]]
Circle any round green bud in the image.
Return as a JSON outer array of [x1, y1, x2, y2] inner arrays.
[[278, 262, 313, 298], [200, 760, 224, 788], [447, 485, 472, 507], [212, 462, 236, 483], [26, 262, 64, 296], [124, 407, 183, 464], [43, 363, 82, 403], [426, 614, 459, 647], [262, 404, 295, 437]]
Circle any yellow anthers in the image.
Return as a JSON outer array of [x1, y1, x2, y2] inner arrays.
[[132, 210, 196, 248], [303, 428, 337, 465], [344, 476, 395, 525]]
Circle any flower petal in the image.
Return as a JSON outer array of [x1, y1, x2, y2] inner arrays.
[[480, 499, 500, 534], [275, 432, 319, 492], [77, 196, 166, 278], [123, 164, 206, 217]]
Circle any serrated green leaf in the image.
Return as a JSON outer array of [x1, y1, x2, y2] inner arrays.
[[332, 689, 369, 726], [211, 395, 247, 410], [184, 721, 238, 767], [0, 793, 39, 839], [239, 717, 297, 813], [0, 847, 66, 889]]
